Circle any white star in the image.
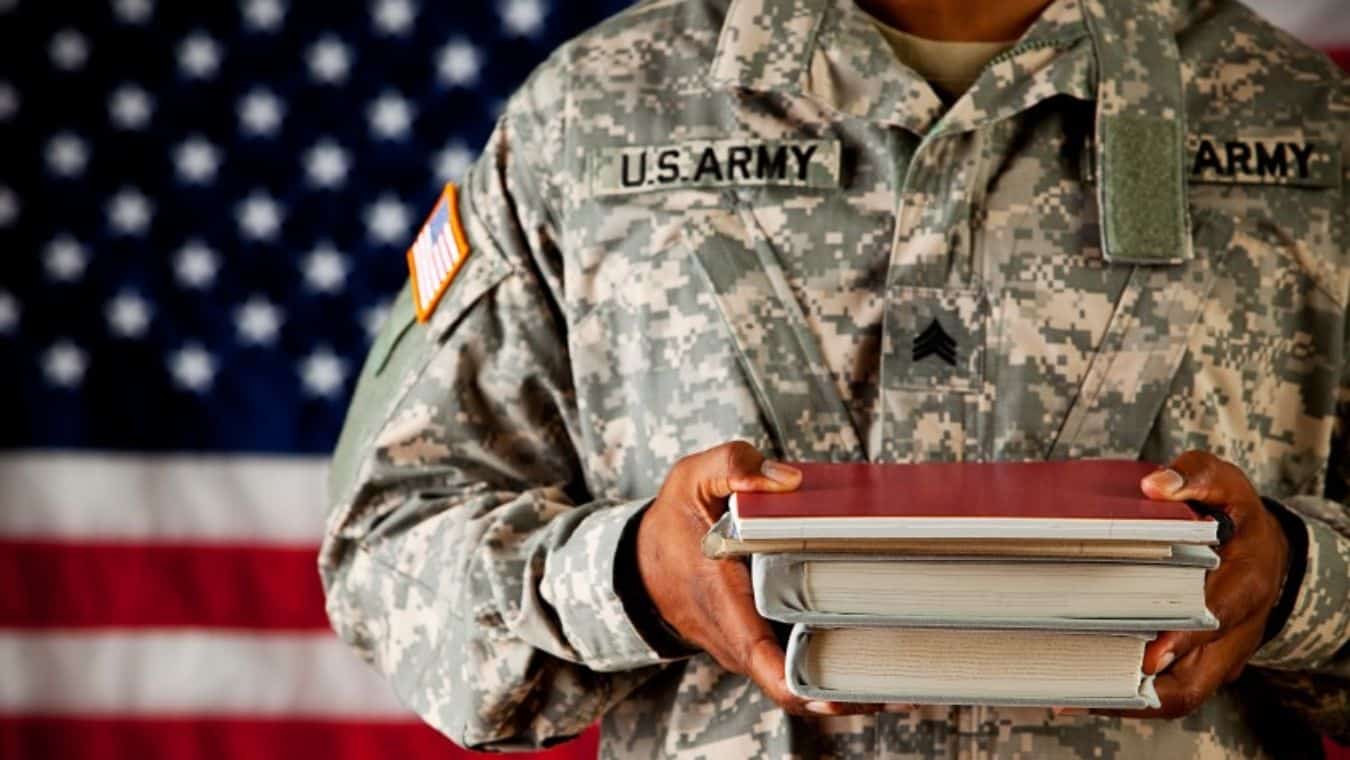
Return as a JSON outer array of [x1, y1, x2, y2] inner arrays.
[[106, 292, 153, 338], [304, 139, 349, 188], [367, 91, 414, 140], [238, 87, 284, 136], [175, 136, 221, 184], [46, 132, 90, 178], [113, 0, 154, 24], [235, 295, 284, 345], [361, 300, 390, 340], [242, 0, 285, 31], [436, 38, 482, 87], [0, 81, 17, 122], [109, 83, 154, 129], [0, 291, 18, 334], [43, 341, 88, 388], [168, 343, 217, 393], [307, 35, 351, 84], [174, 240, 219, 288], [435, 140, 475, 184], [302, 243, 348, 293], [365, 195, 411, 245], [299, 347, 348, 398], [372, 0, 416, 35], [178, 32, 222, 79], [500, 0, 546, 36], [107, 187, 154, 235], [45, 235, 88, 281], [236, 190, 283, 241], [50, 29, 90, 71], [0, 186, 16, 228]]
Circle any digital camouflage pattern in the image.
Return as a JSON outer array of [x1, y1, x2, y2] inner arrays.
[[319, 0, 1350, 756]]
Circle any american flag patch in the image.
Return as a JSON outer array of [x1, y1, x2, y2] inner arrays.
[[407, 183, 472, 322]]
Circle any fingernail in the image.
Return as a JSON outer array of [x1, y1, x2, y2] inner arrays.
[[805, 701, 835, 715], [1144, 468, 1185, 495], [761, 460, 800, 485], [1156, 651, 1176, 673]]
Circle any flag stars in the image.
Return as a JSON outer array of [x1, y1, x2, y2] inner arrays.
[[46, 132, 90, 178], [106, 292, 153, 338], [108, 187, 154, 235], [304, 139, 349, 188], [236, 191, 284, 241], [367, 91, 414, 140], [307, 35, 351, 84], [113, 0, 154, 24], [242, 0, 286, 32], [45, 236, 88, 282], [372, 0, 416, 36], [168, 343, 218, 393], [302, 244, 349, 293], [365, 195, 411, 245], [435, 141, 475, 184], [238, 87, 284, 136], [0, 82, 17, 122], [299, 347, 348, 398], [174, 240, 219, 289], [361, 300, 390, 340], [0, 291, 18, 334], [501, 0, 546, 36], [175, 136, 222, 184], [178, 32, 223, 79], [50, 29, 90, 71], [0, 186, 16, 227], [235, 295, 284, 345], [43, 341, 88, 388], [437, 39, 482, 87], [109, 84, 154, 130]]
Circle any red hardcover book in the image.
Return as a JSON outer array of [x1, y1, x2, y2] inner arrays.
[[729, 460, 1217, 544]]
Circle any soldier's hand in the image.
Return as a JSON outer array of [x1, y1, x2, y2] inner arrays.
[[636, 441, 881, 717], [1096, 451, 1290, 720]]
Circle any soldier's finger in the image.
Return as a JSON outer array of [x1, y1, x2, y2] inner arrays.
[[1143, 559, 1264, 672], [1140, 452, 1257, 532], [1103, 619, 1260, 719]]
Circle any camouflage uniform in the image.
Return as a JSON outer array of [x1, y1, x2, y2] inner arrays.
[[320, 0, 1350, 756]]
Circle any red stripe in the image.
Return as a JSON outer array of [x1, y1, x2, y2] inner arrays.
[[1328, 47, 1350, 72], [0, 540, 327, 629], [0, 717, 599, 760]]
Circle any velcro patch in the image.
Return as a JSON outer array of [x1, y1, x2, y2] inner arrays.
[[590, 139, 841, 197], [407, 183, 471, 323], [1188, 134, 1340, 189]]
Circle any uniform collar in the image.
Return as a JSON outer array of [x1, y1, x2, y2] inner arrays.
[[709, 0, 1193, 264]]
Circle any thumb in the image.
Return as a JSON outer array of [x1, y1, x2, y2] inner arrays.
[[710, 441, 801, 497]]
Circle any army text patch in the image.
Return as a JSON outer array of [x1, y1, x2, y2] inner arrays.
[[407, 183, 471, 323], [1188, 134, 1340, 189], [590, 139, 841, 197]]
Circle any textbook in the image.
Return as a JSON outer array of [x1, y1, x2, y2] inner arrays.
[[784, 625, 1160, 709], [729, 461, 1219, 544], [752, 548, 1219, 630]]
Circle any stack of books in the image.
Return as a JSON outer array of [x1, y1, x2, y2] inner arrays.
[[706, 461, 1221, 709]]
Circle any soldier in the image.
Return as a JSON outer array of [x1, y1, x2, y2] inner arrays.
[[320, 0, 1349, 756]]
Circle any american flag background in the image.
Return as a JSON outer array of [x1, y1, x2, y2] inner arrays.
[[0, 1, 1344, 758]]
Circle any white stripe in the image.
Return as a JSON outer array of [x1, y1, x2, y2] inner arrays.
[[1248, 0, 1350, 48], [0, 452, 327, 543], [0, 631, 412, 718], [435, 232, 455, 271]]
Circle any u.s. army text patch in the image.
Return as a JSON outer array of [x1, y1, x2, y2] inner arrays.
[[407, 183, 471, 323], [1188, 134, 1340, 189], [590, 139, 841, 197]]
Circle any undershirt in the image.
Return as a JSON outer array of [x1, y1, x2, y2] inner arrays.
[[868, 17, 1016, 100]]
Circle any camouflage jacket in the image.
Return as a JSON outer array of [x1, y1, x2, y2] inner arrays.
[[320, 0, 1350, 757]]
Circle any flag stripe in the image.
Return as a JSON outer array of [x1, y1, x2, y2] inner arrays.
[[0, 453, 327, 542], [0, 540, 327, 630], [0, 632, 407, 717], [0, 717, 600, 760]]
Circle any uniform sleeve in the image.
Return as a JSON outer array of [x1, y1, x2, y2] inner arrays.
[[318, 59, 685, 752]]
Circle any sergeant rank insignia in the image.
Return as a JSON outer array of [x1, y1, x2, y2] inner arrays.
[[407, 183, 471, 322]]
